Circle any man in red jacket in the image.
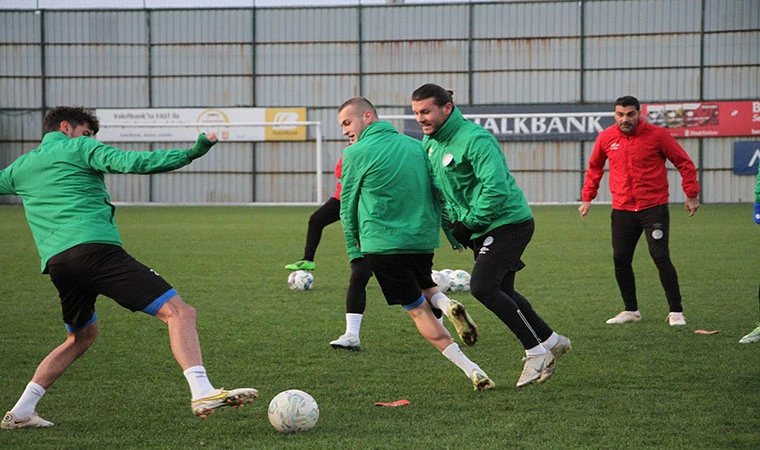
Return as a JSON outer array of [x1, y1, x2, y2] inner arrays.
[[578, 95, 700, 326]]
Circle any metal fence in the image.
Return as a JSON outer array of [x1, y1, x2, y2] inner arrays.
[[1, 0, 758, 204]]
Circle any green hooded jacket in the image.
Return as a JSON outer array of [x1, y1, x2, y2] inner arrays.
[[0, 132, 214, 271], [340, 121, 441, 260], [422, 106, 532, 238]]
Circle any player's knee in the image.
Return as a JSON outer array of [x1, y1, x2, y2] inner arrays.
[[470, 277, 495, 301], [613, 253, 634, 267], [157, 297, 196, 325], [70, 324, 98, 350], [651, 253, 673, 268], [307, 213, 323, 228], [174, 301, 197, 323], [350, 267, 372, 284]]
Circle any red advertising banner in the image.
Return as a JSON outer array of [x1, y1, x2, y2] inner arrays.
[[642, 100, 760, 138]]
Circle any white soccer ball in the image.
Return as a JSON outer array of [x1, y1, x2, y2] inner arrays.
[[288, 270, 314, 291], [268, 389, 319, 433], [431, 270, 450, 292], [448, 269, 471, 292], [438, 269, 453, 281]]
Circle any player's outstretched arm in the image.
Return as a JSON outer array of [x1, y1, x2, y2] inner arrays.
[[187, 133, 218, 160]]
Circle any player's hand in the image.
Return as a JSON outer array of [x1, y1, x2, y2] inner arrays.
[[754, 202, 760, 224], [451, 221, 474, 250], [578, 201, 591, 222], [187, 133, 217, 159], [205, 132, 218, 143], [685, 197, 700, 217]]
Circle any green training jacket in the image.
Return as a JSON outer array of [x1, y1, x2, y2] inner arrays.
[[422, 106, 532, 237], [340, 121, 441, 260], [0, 131, 214, 271]]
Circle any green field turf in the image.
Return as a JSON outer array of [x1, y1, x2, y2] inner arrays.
[[0, 204, 757, 450]]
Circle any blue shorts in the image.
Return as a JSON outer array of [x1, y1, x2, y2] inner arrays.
[[47, 243, 175, 333]]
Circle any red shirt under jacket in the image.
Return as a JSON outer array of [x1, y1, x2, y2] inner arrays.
[[332, 156, 342, 200], [581, 120, 700, 212]]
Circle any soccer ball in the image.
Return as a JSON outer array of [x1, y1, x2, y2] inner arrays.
[[268, 389, 319, 433], [288, 270, 314, 291], [448, 269, 471, 292], [431, 270, 450, 292]]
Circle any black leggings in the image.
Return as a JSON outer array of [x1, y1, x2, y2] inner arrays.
[[611, 205, 682, 312], [346, 257, 373, 314], [468, 219, 553, 350], [302, 197, 341, 261], [302, 197, 372, 314]]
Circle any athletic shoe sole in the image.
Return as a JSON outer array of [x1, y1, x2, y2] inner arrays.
[[1, 411, 54, 429], [448, 301, 479, 347], [471, 369, 495, 391], [192, 388, 258, 419]]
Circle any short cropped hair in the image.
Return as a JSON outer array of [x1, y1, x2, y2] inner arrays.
[[338, 97, 378, 117], [614, 96, 640, 111]]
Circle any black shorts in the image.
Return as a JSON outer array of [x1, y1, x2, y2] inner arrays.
[[365, 253, 436, 307], [47, 243, 175, 332], [471, 218, 533, 271]]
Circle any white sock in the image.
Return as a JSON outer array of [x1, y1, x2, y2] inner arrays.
[[526, 344, 549, 356], [442, 343, 480, 375], [542, 332, 559, 351], [184, 365, 215, 400], [345, 313, 363, 337], [11, 382, 46, 419], [429, 292, 450, 312]]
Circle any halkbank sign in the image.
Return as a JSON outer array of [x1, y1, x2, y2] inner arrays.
[[405, 100, 760, 142], [404, 104, 614, 142]]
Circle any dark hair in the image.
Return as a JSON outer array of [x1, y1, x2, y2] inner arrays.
[[614, 96, 640, 111], [338, 97, 378, 117], [411, 83, 454, 107], [43, 106, 100, 135]]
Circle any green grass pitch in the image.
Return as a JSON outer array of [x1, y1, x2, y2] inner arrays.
[[0, 204, 757, 449]]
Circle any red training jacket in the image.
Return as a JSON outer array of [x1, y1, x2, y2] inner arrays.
[[582, 120, 700, 212], [332, 155, 342, 200]]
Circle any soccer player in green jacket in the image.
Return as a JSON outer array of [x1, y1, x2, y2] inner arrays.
[[0, 106, 257, 429], [338, 97, 493, 391], [412, 83, 571, 387]]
